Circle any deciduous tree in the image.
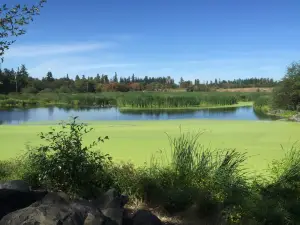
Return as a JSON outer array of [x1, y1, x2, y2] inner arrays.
[[0, 0, 46, 61]]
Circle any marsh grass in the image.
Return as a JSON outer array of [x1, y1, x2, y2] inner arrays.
[[116, 93, 239, 109], [0, 92, 267, 109]]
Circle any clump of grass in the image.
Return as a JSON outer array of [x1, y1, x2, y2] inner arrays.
[[111, 127, 252, 224], [251, 142, 300, 225], [165, 128, 251, 223]]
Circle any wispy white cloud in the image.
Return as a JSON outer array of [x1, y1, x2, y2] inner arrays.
[[5, 41, 115, 58], [27, 57, 136, 77]]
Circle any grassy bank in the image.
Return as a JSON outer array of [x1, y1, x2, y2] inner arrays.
[[0, 92, 267, 109], [1, 119, 299, 172]]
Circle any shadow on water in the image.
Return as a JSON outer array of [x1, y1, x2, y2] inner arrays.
[[0, 106, 279, 125], [120, 107, 239, 115], [253, 110, 280, 121]]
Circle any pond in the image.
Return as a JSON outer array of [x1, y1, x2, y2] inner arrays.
[[0, 106, 277, 125]]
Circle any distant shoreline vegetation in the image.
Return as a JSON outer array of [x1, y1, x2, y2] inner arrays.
[[0, 92, 262, 109]]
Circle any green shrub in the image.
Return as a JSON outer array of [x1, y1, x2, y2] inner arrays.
[[272, 62, 300, 111], [0, 159, 23, 181], [0, 160, 14, 181], [24, 116, 113, 198], [253, 143, 300, 224], [253, 95, 272, 113], [109, 162, 148, 199]]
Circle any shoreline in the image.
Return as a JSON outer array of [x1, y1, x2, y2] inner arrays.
[[119, 101, 253, 111], [254, 106, 299, 122], [0, 101, 254, 111]]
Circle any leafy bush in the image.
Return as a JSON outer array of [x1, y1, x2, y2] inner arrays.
[[24, 116, 113, 198], [272, 61, 300, 111]]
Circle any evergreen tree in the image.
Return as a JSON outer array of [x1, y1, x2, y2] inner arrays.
[[113, 72, 118, 83], [46, 71, 54, 82]]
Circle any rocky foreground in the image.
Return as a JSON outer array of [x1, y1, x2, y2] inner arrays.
[[0, 180, 163, 225]]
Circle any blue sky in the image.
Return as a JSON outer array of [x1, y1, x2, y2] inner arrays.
[[2, 0, 300, 82]]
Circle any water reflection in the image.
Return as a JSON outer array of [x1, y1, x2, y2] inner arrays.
[[0, 108, 31, 124], [0, 106, 278, 125], [253, 110, 279, 121], [48, 107, 54, 117]]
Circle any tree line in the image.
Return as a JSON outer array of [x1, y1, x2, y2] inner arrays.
[[0, 64, 278, 94]]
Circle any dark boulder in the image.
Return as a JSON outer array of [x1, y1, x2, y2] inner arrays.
[[93, 188, 128, 209], [0, 180, 47, 220], [0, 187, 128, 225], [92, 188, 128, 225], [0, 192, 118, 225], [0, 180, 162, 225], [132, 210, 162, 225]]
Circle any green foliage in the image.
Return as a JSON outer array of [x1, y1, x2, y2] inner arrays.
[[0, 62, 277, 94], [0, 160, 15, 181], [116, 92, 239, 109], [0, 91, 267, 109], [111, 129, 252, 223], [251, 143, 300, 224], [0, 1, 46, 61], [108, 129, 300, 224], [0, 158, 25, 181], [24, 116, 113, 198], [273, 61, 300, 111], [253, 95, 272, 113]]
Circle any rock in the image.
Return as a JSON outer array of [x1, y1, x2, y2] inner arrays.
[[0, 185, 129, 225], [0, 188, 47, 220], [132, 210, 162, 225], [84, 213, 98, 225], [0, 180, 131, 225], [93, 188, 128, 209], [92, 189, 128, 225], [0, 191, 118, 225], [102, 208, 124, 225], [122, 209, 134, 225], [0, 180, 30, 192]]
